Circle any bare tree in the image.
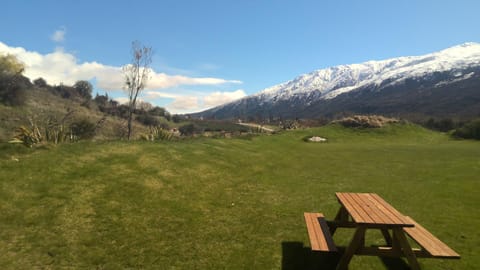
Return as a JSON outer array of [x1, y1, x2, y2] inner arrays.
[[123, 41, 153, 140]]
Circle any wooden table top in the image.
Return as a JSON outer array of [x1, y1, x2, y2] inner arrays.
[[336, 192, 414, 227]]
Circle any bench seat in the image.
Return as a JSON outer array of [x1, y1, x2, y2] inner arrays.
[[304, 212, 337, 252], [403, 216, 460, 259]]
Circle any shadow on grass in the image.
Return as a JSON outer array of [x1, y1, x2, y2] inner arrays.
[[379, 257, 411, 270], [282, 242, 412, 270], [281, 242, 340, 270]]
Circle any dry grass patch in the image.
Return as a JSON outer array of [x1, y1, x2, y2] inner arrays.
[[334, 115, 400, 128]]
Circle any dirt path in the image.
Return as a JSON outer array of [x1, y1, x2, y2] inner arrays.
[[238, 123, 275, 132]]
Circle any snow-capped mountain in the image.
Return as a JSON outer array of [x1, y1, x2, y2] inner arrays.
[[194, 43, 480, 120]]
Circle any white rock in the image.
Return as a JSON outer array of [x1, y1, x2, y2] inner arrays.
[[309, 136, 327, 142]]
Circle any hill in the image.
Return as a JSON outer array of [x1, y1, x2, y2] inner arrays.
[[0, 76, 170, 143]]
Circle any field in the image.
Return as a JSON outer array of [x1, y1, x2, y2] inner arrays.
[[0, 123, 478, 269]]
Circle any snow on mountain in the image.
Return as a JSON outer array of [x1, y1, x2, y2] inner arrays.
[[253, 42, 480, 102], [194, 42, 480, 119]]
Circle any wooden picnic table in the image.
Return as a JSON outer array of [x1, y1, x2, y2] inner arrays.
[[304, 192, 459, 270]]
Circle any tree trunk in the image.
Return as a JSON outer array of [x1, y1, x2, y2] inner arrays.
[[127, 110, 133, 140]]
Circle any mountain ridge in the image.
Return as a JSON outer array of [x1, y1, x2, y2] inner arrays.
[[193, 42, 480, 120]]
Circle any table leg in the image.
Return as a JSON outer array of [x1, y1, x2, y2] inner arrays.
[[335, 206, 349, 222], [381, 228, 393, 246], [330, 206, 349, 235], [336, 226, 366, 270], [393, 228, 421, 270]]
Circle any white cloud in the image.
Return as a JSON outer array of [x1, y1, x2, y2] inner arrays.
[[51, 27, 66, 42], [0, 41, 241, 91], [114, 97, 129, 104], [168, 96, 199, 111], [0, 41, 246, 114], [144, 91, 179, 99], [148, 73, 241, 89], [152, 89, 246, 114], [114, 89, 244, 114], [0, 42, 120, 87], [203, 90, 246, 108]]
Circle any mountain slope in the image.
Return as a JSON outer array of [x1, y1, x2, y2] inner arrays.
[[194, 43, 480, 120]]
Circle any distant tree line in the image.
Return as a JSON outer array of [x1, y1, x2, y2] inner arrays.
[[415, 117, 480, 140], [423, 118, 459, 132], [452, 119, 480, 140]]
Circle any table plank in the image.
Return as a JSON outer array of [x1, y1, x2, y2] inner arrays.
[[304, 213, 337, 251], [351, 193, 390, 224], [337, 193, 374, 224], [336, 193, 414, 227], [403, 216, 460, 258], [361, 193, 402, 224], [368, 193, 413, 226]]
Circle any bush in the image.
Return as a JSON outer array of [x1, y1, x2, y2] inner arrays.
[[141, 126, 175, 141], [116, 104, 130, 119], [158, 122, 170, 130], [148, 106, 167, 116], [10, 125, 43, 147], [73, 80, 93, 100], [452, 119, 480, 140], [0, 74, 29, 106], [424, 118, 457, 132], [51, 84, 77, 99], [33, 77, 48, 88], [172, 114, 186, 123], [136, 114, 160, 126], [334, 115, 399, 128], [71, 119, 96, 140], [179, 123, 203, 136], [94, 93, 109, 106]]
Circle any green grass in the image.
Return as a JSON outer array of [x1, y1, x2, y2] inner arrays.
[[0, 123, 479, 269]]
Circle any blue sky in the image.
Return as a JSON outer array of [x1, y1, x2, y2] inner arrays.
[[1, 0, 479, 113]]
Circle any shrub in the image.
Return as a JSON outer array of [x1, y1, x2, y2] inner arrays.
[[10, 125, 43, 147], [136, 114, 160, 126], [71, 118, 96, 140], [112, 122, 128, 139], [280, 120, 299, 130], [179, 123, 203, 136], [452, 119, 480, 140], [157, 122, 170, 130], [73, 80, 93, 100], [116, 104, 130, 119], [141, 126, 175, 141], [334, 115, 399, 128], [94, 93, 109, 106], [51, 84, 77, 99], [33, 77, 48, 88], [148, 106, 167, 116], [172, 114, 186, 123], [424, 118, 457, 132], [0, 74, 29, 106]]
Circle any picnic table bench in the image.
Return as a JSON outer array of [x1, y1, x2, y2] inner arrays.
[[304, 192, 459, 270]]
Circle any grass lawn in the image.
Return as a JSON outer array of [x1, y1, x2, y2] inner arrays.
[[0, 123, 479, 269]]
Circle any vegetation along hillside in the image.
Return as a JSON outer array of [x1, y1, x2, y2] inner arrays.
[[0, 54, 261, 144], [2, 53, 480, 144]]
